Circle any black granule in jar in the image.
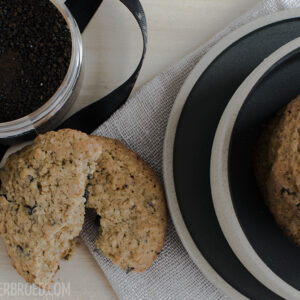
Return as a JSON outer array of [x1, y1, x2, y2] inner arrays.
[[0, 0, 72, 122]]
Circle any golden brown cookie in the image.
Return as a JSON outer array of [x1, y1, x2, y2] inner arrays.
[[254, 95, 300, 245], [0, 129, 102, 289], [86, 136, 167, 272]]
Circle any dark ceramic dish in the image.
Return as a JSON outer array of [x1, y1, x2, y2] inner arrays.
[[164, 10, 300, 300], [211, 37, 300, 299], [229, 51, 300, 285], [229, 40, 300, 293]]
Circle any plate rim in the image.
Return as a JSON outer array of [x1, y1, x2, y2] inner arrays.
[[163, 8, 300, 299]]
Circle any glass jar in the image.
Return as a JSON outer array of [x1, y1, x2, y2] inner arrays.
[[0, 0, 83, 144]]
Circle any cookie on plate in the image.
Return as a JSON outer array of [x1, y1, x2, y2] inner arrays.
[[86, 136, 167, 272], [0, 129, 102, 289], [254, 95, 300, 245]]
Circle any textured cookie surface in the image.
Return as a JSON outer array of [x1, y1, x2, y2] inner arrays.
[[0, 129, 102, 289], [86, 136, 167, 272], [255, 95, 300, 245]]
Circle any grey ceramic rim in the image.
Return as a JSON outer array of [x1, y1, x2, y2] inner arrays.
[[163, 8, 300, 300]]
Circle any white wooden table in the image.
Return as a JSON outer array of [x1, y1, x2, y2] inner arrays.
[[0, 0, 260, 299]]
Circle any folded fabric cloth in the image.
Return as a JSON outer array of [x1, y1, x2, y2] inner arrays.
[[80, 0, 300, 299]]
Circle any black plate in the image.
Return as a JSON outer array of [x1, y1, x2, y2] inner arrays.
[[173, 18, 300, 299], [229, 41, 300, 290]]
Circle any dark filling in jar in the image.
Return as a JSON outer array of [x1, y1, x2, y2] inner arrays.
[[0, 0, 72, 123]]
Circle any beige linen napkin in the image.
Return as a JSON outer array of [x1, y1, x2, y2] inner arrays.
[[81, 1, 300, 299]]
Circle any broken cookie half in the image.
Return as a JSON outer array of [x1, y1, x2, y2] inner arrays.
[[86, 136, 167, 272], [0, 129, 102, 289]]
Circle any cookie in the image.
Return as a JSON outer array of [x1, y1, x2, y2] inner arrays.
[[0, 129, 102, 289], [254, 95, 300, 245], [86, 136, 167, 272]]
